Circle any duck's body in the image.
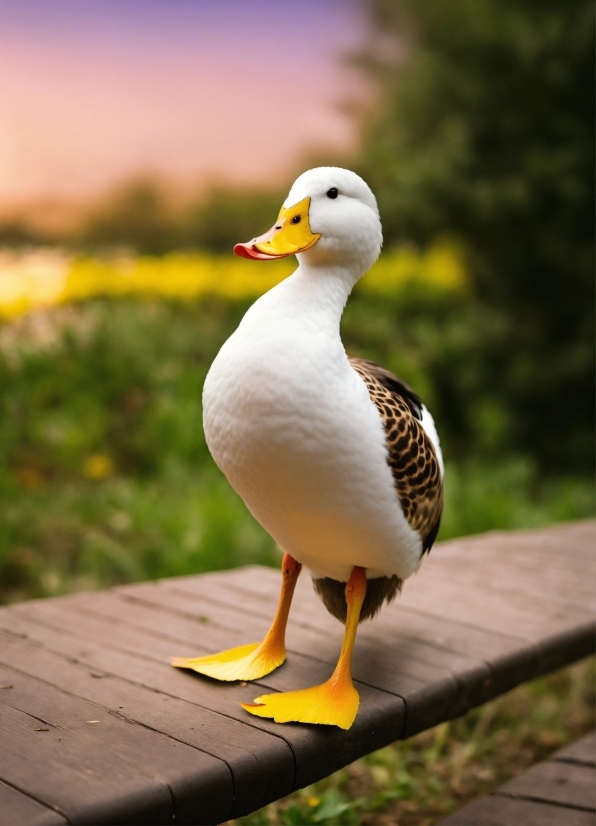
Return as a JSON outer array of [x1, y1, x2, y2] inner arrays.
[[174, 167, 444, 729], [203, 264, 439, 584]]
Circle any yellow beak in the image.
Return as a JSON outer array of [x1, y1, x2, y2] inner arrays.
[[234, 197, 321, 260]]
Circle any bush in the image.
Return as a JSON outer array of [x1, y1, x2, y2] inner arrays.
[[353, 0, 595, 473]]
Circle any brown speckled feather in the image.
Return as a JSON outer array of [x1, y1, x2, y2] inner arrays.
[[350, 358, 443, 554]]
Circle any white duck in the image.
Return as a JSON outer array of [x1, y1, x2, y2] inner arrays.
[[172, 168, 443, 729]]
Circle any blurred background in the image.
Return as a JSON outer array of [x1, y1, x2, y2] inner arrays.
[[0, 0, 594, 822], [1, 0, 593, 602]]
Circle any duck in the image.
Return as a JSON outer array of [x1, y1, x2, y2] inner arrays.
[[172, 167, 444, 730]]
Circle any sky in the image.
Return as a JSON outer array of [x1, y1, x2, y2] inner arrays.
[[0, 0, 364, 203]]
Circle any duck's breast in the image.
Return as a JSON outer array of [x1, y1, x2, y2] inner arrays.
[[203, 314, 422, 581]]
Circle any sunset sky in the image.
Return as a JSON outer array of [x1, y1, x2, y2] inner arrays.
[[0, 0, 363, 203]]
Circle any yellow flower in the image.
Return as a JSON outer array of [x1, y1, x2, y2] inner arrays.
[[84, 454, 114, 480], [0, 244, 467, 321], [307, 796, 320, 808]]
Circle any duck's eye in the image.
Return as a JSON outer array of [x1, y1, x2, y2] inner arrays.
[[326, 187, 338, 199], [291, 215, 301, 224]]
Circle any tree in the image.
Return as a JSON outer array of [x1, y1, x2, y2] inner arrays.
[[182, 186, 285, 253], [354, 0, 595, 473], [82, 179, 178, 254]]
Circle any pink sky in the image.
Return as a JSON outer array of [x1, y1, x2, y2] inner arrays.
[[0, 1, 364, 203]]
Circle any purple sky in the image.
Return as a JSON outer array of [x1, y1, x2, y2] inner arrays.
[[0, 0, 365, 202]]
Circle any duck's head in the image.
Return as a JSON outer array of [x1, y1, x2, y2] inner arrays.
[[234, 167, 382, 274]]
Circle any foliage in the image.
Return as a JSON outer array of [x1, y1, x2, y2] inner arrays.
[[81, 180, 178, 255], [231, 657, 595, 825], [181, 186, 287, 253], [353, 0, 595, 473], [1, 297, 592, 604], [0, 179, 290, 256], [0, 218, 43, 247], [0, 298, 253, 601]]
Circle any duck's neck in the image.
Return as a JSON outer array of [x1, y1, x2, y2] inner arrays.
[[274, 261, 363, 332]]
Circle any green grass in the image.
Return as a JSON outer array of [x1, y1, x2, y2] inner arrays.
[[0, 297, 593, 603], [229, 658, 595, 826], [0, 299, 275, 602]]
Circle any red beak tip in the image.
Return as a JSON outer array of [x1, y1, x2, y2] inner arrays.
[[233, 243, 252, 259], [233, 242, 282, 260]]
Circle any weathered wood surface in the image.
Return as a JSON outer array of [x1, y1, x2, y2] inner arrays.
[[439, 730, 595, 825], [0, 521, 593, 824]]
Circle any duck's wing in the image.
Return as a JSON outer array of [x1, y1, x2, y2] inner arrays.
[[349, 358, 443, 554]]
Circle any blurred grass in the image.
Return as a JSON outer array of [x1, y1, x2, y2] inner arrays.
[[0, 296, 274, 601], [1, 288, 593, 603], [230, 657, 595, 826]]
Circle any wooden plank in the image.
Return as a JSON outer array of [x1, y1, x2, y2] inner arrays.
[[202, 541, 596, 614], [0, 780, 67, 826], [0, 608, 404, 792], [58, 557, 591, 738], [0, 632, 291, 821], [418, 528, 596, 580], [515, 520, 595, 558], [171, 566, 527, 657], [155, 569, 527, 661], [9, 589, 281, 663], [159, 563, 543, 675], [0, 702, 173, 825], [440, 794, 595, 825], [33, 590, 531, 738], [397, 577, 592, 641], [537, 621, 596, 674], [112, 582, 475, 693], [394, 524, 596, 640], [0, 660, 233, 825], [440, 730, 596, 826], [7, 589, 417, 706], [499, 759, 595, 811], [554, 731, 596, 767], [5, 588, 456, 744], [46, 583, 490, 736], [0, 602, 406, 791], [114, 564, 590, 735], [118, 568, 526, 682], [438, 521, 595, 565]]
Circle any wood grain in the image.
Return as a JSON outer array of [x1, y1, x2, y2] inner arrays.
[[0, 634, 290, 821], [0, 702, 174, 825]]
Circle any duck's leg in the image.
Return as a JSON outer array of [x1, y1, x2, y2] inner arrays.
[[171, 553, 302, 681], [242, 566, 366, 730]]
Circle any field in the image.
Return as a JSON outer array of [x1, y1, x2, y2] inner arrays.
[[1, 249, 593, 824]]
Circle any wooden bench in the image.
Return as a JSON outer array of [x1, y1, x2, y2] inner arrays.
[[0, 520, 594, 825], [439, 730, 596, 825]]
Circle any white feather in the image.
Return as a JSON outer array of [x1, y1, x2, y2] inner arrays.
[[420, 405, 444, 477]]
